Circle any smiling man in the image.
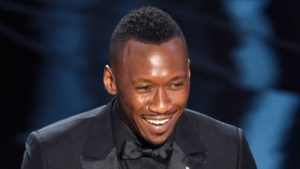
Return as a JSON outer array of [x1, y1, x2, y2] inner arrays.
[[22, 6, 257, 169]]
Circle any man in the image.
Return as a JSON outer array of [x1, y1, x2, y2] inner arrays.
[[22, 6, 257, 169]]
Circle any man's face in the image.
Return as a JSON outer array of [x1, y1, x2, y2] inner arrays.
[[107, 37, 190, 145]]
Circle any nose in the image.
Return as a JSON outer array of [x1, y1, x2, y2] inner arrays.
[[148, 88, 172, 114]]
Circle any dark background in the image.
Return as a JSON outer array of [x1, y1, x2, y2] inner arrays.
[[1, 0, 299, 169]]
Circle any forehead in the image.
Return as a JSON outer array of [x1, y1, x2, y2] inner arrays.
[[117, 37, 188, 78]]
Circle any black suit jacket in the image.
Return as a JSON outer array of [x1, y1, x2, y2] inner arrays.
[[21, 101, 257, 169]]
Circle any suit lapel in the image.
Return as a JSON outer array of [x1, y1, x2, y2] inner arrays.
[[79, 100, 120, 169], [80, 148, 119, 169], [79, 103, 207, 169], [183, 152, 207, 169], [168, 143, 206, 169], [168, 110, 208, 169], [167, 143, 188, 169]]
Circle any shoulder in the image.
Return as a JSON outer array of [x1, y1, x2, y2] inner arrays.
[[27, 104, 110, 151], [184, 108, 238, 134], [22, 103, 113, 168], [182, 108, 241, 150], [181, 109, 252, 167]]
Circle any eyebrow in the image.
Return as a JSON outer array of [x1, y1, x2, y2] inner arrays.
[[132, 74, 187, 84], [169, 75, 187, 81]]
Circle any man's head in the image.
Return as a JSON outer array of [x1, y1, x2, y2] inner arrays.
[[109, 6, 186, 66], [103, 6, 190, 145]]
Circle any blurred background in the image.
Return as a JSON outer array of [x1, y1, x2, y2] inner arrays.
[[1, 0, 299, 169]]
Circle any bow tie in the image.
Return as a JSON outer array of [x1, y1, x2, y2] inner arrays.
[[120, 140, 173, 161]]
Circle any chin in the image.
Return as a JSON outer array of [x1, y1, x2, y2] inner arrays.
[[146, 134, 170, 146]]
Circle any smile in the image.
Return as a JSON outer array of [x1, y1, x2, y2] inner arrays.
[[145, 118, 170, 125], [140, 111, 178, 136]]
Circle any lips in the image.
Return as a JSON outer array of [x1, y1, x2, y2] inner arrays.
[[144, 118, 170, 125], [141, 113, 175, 135], [142, 113, 174, 125]]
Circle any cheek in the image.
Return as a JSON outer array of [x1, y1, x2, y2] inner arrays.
[[119, 91, 148, 117], [170, 88, 190, 106]]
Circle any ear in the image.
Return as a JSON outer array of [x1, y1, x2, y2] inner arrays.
[[103, 65, 117, 95]]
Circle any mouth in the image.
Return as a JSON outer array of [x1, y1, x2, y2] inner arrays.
[[136, 110, 182, 144], [141, 112, 176, 135], [144, 118, 170, 125]]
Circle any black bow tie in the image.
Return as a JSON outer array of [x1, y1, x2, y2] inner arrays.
[[120, 140, 173, 161]]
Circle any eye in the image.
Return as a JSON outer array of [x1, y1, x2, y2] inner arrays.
[[136, 85, 152, 93], [169, 83, 184, 90]]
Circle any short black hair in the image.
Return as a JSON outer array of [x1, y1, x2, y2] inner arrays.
[[109, 6, 186, 64]]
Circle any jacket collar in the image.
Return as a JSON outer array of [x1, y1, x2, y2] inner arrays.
[[174, 109, 207, 154], [80, 100, 207, 169], [80, 100, 119, 169], [168, 110, 207, 169], [80, 101, 115, 159]]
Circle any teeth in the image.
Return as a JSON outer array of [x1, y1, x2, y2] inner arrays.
[[145, 118, 169, 125]]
